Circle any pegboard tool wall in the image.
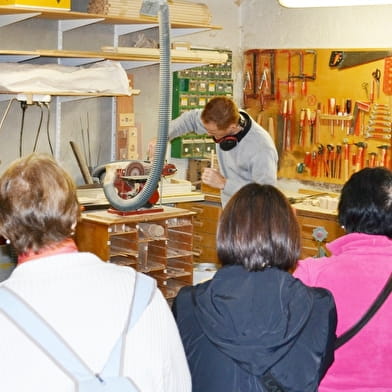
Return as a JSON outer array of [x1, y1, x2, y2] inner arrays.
[[244, 48, 392, 185]]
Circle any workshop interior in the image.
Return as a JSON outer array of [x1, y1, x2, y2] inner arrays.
[[0, 0, 392, 297]]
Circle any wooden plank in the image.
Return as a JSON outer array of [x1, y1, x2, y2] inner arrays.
[[0, 48, 228, 64], [0, 6, 221, 28]]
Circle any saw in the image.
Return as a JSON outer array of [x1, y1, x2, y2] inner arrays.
[[329, 51, 392, 69]]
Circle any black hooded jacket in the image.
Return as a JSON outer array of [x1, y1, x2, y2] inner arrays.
[[172, 265, 337, 392]]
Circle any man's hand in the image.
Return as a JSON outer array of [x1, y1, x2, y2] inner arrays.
[[201, 168, 226, 190]]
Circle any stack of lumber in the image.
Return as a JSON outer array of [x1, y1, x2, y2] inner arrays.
[[88, 0, 212, 25]]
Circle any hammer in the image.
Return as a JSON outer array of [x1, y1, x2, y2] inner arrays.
[[354, 142, 367, 172], [377, 145, 389, 168]]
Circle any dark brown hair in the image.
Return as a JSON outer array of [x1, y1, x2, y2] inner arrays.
[[217, 183, 301, 271], [201, 96, 240, 130], [0, 153, 80, 254]]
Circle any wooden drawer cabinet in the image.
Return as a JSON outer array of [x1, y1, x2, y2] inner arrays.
[[176, 201, 222, 265], [295, 207, 345, 258], [75, 207, 195, 299]]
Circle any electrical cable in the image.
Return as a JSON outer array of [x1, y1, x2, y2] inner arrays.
[[19, 101, 27, 157], [44, 102, 53, 155], [32, 102, 44, 152], [0, 98, 16, 132]]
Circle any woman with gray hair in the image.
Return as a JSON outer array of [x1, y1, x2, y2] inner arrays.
[[0, 153, 191, 392]]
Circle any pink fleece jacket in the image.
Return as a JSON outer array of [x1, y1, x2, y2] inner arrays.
[[294, 233, 392, 392]]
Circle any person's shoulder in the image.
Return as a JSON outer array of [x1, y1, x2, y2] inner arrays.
[[173, 280, 211, 311], [292, 272, 336, 313], [293, 256, 329, 281], [179, 108, 203, 118]]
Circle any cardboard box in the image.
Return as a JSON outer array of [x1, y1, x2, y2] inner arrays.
[[0, 0, 71, 11]]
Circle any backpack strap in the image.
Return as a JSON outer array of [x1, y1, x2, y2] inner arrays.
[[335, 273, 392, 349], [0, 272, 155, 385], [100, 272, 155, 378], [0, 286, 93, 384]]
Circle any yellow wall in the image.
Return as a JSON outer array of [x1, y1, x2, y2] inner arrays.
[[245, 49, 392, 185]]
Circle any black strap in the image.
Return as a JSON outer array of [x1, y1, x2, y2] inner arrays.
[[335, 273, 392, 349]]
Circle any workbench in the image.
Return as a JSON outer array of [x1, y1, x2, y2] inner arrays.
[[176, 189, 345, 261], [293, 202, 345, 258], [75, 206, 196, 299]]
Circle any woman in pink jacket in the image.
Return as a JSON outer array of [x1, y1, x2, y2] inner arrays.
[[294, 167, 392, 392]]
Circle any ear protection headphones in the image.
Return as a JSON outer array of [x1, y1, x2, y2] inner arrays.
[[213, 115, 250, 151]]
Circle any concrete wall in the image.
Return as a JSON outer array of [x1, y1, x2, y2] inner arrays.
[[242, 0, 392, 49]]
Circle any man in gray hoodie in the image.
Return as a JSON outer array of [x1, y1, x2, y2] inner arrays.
[[169, 96, 278, 206]]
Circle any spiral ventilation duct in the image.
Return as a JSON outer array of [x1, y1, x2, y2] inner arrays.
[[103, 0, 171, 211]]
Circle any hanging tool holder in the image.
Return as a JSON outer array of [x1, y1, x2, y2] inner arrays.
[[243, 48, 392, 186], [243, 49, 276, 110]]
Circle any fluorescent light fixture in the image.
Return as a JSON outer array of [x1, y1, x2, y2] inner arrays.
[[279, 0, 392, 7]]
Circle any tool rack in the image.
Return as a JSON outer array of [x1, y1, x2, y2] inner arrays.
[[243, 48, 392, 186]]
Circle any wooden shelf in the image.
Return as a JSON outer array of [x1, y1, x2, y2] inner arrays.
[[0, 7, 226, 76], [0, 7, 222, 29], [0, 48, 227, 65]]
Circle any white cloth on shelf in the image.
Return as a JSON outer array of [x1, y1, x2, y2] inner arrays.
[[0, 60, 130, 95]]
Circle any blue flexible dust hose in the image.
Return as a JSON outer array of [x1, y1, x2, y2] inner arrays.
[[103, 0, 171, 211]]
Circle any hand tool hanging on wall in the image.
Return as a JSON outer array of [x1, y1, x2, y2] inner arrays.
[[258, 67, 269, 110], [307, 108, 316, 145], [256, 50, 275, 110], [377, 145, 389, 167], [243, 50, 256, 107], [369, 151, 377, 168], [281, 99, 288, 151], [328, 98, 336, 136], [318, 144, 329, 178], [310, 150, 318, 177], [343, 142, 350, 181], [354, 142, 367, 172], [298, 108, 306, 146], [326, 144, 334, 178], [314, 103, 322, 144], [365, 133, 391, 141], [288, 50, 317, 97], [287, 98, 294, 151], [372, 68, 381, 101], [335, 144, 342, 179], [345, 99, 352, 134], [287, 51, 295, 96], [350, 101, 371, 135], [329, 50, 392, 69]]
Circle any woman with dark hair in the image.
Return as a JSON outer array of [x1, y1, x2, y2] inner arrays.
[[173, 183, 337, 392], [294, 167, 392, 392]]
